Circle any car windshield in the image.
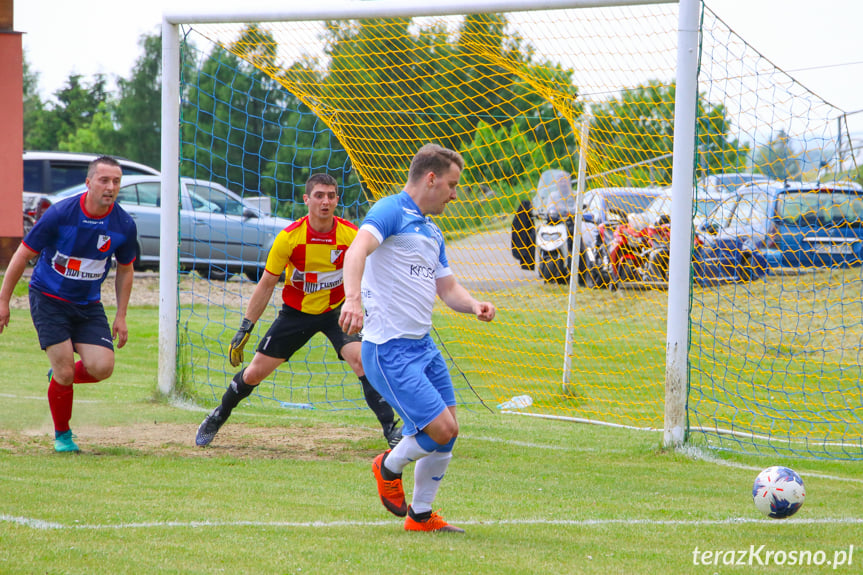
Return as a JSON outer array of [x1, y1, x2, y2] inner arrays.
[[54, 184, 88, 199], [728, 194, 770, 228], [187, 183, 247, 215], [718, 174, 769, 193], [704, 195, 739, 228], [776, 191, 863, 227], [695, 197, 720, 217]]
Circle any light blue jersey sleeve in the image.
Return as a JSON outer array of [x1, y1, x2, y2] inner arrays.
[[362, 194, 404, 244]]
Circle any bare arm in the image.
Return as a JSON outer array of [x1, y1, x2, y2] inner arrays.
[[112, 262, 135, 348], [436, 274, 496, 322], [0, 243, 39, 334], [338, 229, 380, 335], [241, 270, 282, 324]]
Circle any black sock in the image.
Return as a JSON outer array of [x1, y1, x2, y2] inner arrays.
[[380, 451, 401, 480], [360, 375, 395, 428], [219, 369, 256, 419]]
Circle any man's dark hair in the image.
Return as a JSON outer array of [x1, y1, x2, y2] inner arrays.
[[408, 143, 464, 183], [87, 155, 122, 179], [305, 173, 338, 195]]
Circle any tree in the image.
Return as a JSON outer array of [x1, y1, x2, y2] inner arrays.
[[754, 129, 802, 180], [181, 27, 285, 192], [110, 32, 163, 169], [22, 51, 46, 150], [179, 26, 360, 219], [315, 14, 580, 198], [590, 81, 747, 187], [25, 73, 111, 152], [59, 101, 114, 152]]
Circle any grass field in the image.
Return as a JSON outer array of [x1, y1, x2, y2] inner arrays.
[[2, 297, 863, 574]]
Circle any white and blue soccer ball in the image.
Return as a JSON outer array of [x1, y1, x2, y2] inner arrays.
[[752, 466, 805, 519]]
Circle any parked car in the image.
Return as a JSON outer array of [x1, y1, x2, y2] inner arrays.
[[694, 180, 863, 285], [22, 151, 160, 221], [627, 186, 725, 232], [49, 176, 292, 280], [697, 172, 770, 197]]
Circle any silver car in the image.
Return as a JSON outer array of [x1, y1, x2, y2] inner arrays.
[[51, 176, 292, 281]]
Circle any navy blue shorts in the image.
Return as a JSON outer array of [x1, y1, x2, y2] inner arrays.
[[256, 304, 360, 361], [29, 289, 113, 351]]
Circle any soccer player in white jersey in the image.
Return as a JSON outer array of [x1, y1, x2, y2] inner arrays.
[[339, 143, 496, 533]]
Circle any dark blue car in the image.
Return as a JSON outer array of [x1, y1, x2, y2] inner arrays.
[[693, 180, 863, 285]]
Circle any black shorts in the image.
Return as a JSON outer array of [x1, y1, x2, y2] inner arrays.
[[256, 304, 360, 361], [29, 289, 113, 351]]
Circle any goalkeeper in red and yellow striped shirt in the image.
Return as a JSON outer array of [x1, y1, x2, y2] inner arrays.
[[195, 174, 402, 448]]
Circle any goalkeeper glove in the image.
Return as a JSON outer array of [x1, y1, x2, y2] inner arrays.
[[229, 318, 255, 367]]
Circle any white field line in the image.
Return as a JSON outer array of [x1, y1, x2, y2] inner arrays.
[[2, 514, 862, 531]]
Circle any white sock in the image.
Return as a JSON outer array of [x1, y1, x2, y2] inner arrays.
[[384, 434, 432, 475], [411, 450, 453, 514]]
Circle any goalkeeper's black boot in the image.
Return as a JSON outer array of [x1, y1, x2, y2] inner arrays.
[[382, 419, 403, 449], [196, 407, 228, 447]]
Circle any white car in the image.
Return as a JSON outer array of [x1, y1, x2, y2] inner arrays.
[[50, 176, 291, 281]]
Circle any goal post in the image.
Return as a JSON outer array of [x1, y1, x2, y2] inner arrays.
[[663, 0, 700, 447]]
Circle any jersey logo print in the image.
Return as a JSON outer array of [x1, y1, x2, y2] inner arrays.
[[51, 251, 108, 281], [330, 249, 344, 265], [97, 234, 112, 252]]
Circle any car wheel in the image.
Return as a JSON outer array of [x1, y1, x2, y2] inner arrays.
[[205, 266, 234, 281], [618, 260, 640, 283], [23, 214, 35, 236], [244, 266, 265, 282], [738, 254, 753, 283], [646, 249, 669, 282], [132, 245, 148, 272]]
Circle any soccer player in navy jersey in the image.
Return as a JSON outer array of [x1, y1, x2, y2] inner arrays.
[[0, 156, 137, 453], [339, 143, 496, 533]]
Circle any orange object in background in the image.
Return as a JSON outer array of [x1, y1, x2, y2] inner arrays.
[[0, 6, 24, 267]]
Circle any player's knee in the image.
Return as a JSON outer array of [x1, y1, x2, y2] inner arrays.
[[51, 366, 75, 385], [426, 420, 458, 445], [240, 366, 264, 387], [340, 343, 363, 374], [87, 362, 114, 381], [445, 421, 459, 442]]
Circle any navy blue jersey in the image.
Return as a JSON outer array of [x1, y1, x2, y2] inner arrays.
[[24, 193, 137, 305]]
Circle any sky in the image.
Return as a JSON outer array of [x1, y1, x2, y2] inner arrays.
[[14, 0, 863, 134]]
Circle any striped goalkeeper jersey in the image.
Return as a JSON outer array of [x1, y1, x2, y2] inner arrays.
[[265, 215, 357, 314]]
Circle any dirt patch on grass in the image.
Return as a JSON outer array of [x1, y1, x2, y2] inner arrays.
[[1, 421, 379, 460]]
